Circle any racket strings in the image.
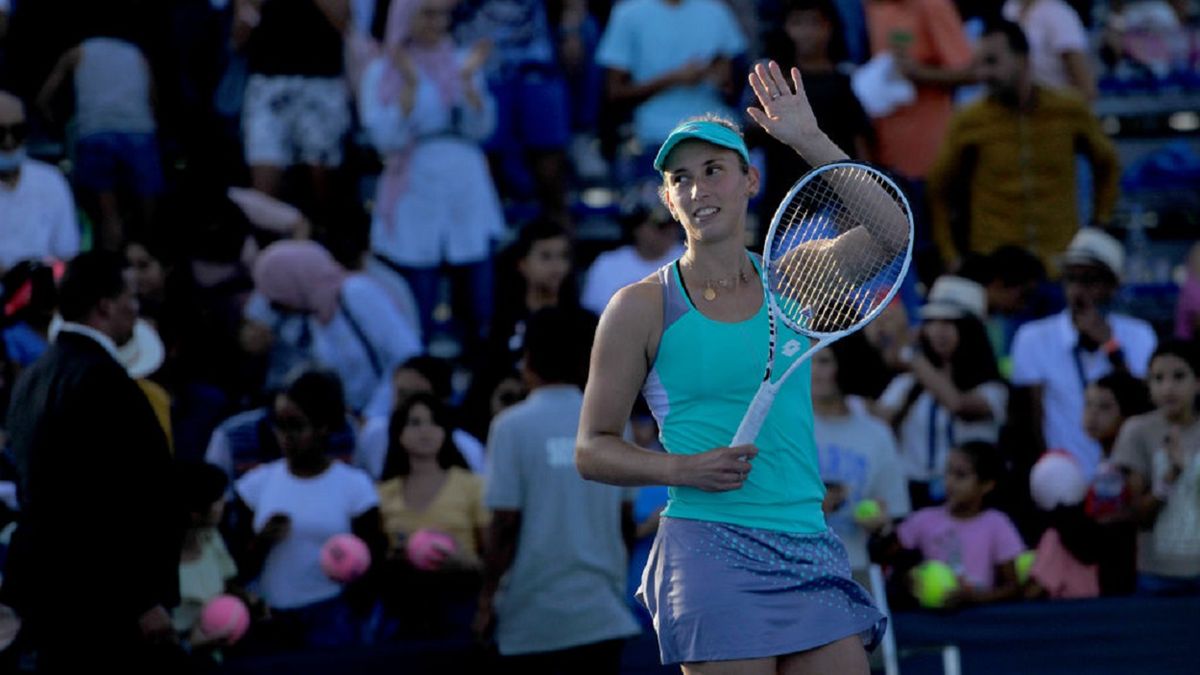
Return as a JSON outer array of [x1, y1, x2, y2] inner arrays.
[[767, 166, 911, 334]]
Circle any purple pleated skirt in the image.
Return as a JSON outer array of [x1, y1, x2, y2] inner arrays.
[[636, 516, 886, 665]]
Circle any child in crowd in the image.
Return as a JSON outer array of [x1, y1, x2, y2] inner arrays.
[[375, 392, 487, 639], [174, 461, 252, 659], [875, 441, 1025, 608], [1025, 452, 1101, 599], [811, 333, 910, 573], [229, 368, 386, 648], [1081, 372, 1153, 595], [1113, 341, 1200, 596]]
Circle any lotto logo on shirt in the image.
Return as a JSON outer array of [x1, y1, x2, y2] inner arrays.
[[545, 438, 576, 467]]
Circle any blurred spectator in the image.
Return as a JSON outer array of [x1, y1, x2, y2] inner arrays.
[[476, 307, 638, 669], [1175, 242, 1200, 341], [37, 31, 163, 250], [863, 0, 974, 182], [0, 90, 78, 274], [0, 259, 61, 371], [173, 461, 246, 654], [759, 0, 874, 224], [1011, 229, 1157, 478], [1113, 341, 1200, 596], [1003, 0, 1097, 100], [357, 357, 487, 475], [227, 367, 385, 648], [875, 441, 1025, 608], [204, 371, 359, 484], [358, 0, 503, 360], [375, 392, 485, 639], [453, 0, 573, 222], [1081, 372, 1152, 596], [1024, 452, 1101, 599], [877, 276, 1007, 508], [958, 245, 1047, 377], [233, 0, 351, 208], [928, 20, 1118, 274], [3, 251, 183, 672], [811, 333, 910, 572], [463, 220, 583, 439], [580, 200, 684, 315], [595, 0, 747, 181], [243, 240, 421, 414]]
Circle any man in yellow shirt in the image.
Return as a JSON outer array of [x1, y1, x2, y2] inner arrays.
[[928, 19, 1118, 275]]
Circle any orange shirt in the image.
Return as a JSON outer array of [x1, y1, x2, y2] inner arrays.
[[866, 0, 973, 179]]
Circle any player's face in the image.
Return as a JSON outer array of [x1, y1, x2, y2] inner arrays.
[[662, 141, 758, 244], [1148, 354, 1199, 421], [1082, 384, 1121, 442], [399, 402, 446, 459]]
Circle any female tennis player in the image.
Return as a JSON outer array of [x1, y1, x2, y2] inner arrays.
[[575, 60, 890, 674]]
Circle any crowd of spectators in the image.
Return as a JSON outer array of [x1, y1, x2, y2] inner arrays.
[[0, 0, 1197, 672]]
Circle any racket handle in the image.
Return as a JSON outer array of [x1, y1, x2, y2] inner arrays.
[[732, 383, 777, 448]]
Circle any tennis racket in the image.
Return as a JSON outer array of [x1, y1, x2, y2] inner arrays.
[[731, 161, 914, 447]]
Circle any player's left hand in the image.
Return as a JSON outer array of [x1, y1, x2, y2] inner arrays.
[[746, 60, 821, 150]]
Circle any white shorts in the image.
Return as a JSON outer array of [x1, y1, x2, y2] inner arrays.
[[242, 74, 350, 167]]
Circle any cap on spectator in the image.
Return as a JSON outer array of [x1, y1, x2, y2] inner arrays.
[[919, 275, 986, 320], [1061, 229, 1124, 281]]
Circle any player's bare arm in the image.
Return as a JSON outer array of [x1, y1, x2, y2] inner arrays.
[[576, 279, 756, 492]]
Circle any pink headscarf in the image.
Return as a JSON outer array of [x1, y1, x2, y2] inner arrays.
[[252, 241, 348, 325], [375, 0, 466, 224]]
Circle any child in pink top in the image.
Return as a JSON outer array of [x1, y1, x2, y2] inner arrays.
[[892, 441, 1025, 605]]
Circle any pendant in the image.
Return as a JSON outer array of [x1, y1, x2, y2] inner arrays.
[[703, 287, 717, 301]]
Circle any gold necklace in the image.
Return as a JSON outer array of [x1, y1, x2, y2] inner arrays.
[[701, 267, 750, 301]]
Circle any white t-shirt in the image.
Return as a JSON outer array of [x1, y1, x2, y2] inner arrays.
[[1011, 310, 1157, 478], [0, 160, 79, 270], [880, 374, 1009, 482], [814, 404, 911, 570], [235, 460, 378, 610], [580, 243, 685, 315], [1003, 0, 1089, 92]]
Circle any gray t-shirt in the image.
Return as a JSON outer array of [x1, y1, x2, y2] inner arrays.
[[485, 386, 640, 655], [814, 404, 911, 570], [1112, 410, 1200, 579]]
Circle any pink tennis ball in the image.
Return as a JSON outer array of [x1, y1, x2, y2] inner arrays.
[[405, 529, 457, 571], [199, 594, 250, 644], [320, 533, 371, 583]]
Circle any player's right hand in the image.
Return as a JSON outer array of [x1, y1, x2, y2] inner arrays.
[[679, 445, 758, 492]]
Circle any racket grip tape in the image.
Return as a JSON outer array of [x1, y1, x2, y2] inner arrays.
[[731, 384, 777, 447]]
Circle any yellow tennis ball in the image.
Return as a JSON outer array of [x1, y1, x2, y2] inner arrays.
[[1015, 550, 1036, 585], [913, 560, 958, 608], [853, 499, 882, 522]]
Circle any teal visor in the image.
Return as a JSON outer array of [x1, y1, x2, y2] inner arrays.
[[653, 120, 750, 173]]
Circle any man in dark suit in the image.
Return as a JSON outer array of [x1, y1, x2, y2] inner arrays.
[[3, 251, 183, 672]]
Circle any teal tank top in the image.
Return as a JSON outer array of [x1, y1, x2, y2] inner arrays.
[[643, 254, 827, 534]]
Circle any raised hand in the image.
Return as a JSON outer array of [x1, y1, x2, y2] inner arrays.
[[746, 61, 822, 149]]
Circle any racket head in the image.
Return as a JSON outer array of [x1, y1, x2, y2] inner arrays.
[[761, 161, 914, 338]]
